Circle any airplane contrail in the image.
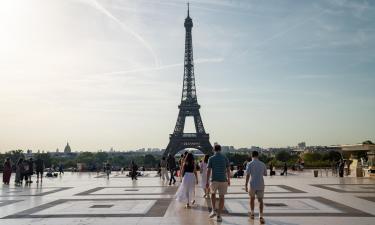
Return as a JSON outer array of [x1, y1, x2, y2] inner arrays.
[[88, 0, 160, 67], [84, 57, 224, 77]]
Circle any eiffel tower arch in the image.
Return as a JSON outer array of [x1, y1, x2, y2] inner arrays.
[[163, 4, 213, 157]]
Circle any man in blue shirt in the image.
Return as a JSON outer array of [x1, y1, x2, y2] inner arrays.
[[245, 151, 267, 224], [206, 144, 230, 222]]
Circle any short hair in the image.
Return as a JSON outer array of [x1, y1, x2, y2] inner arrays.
[[252, 151, 259, 157], [214, 145, 221, 152]]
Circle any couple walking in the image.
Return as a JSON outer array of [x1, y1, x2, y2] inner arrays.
[[175, 145, 230, 222], [176, 145, 267, 224]]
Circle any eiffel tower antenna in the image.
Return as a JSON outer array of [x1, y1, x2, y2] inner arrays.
[[163, 4, 213, 157], [187, 2, 190, 17]]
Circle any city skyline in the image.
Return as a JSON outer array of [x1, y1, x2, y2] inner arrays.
[[0, 0, 374, 152]]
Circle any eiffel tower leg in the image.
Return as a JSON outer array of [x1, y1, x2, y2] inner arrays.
[[193, 113, 205, 134]]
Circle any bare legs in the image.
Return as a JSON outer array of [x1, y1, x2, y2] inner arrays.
[[250, 196, 265, 223], [211, 194, 224, 216]]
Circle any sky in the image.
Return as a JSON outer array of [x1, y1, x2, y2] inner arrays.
[[0, 0, 374, 152]]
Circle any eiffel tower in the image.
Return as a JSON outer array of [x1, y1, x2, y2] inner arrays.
[[163, 4, 213, 157]]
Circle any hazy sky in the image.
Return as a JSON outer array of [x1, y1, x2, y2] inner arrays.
[[0, 0, 374, 152]]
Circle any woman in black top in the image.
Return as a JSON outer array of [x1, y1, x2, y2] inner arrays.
[[176, 152, 198, 208]]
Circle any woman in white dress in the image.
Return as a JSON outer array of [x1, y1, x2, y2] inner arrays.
[[200, 154, 210, 198], [175, 152, 198, 208]]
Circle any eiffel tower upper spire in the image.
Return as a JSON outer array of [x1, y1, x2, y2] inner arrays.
[[181, 2, 196, 105]]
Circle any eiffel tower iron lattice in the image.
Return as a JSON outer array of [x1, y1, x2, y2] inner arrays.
[[163, 4, 213, 157]]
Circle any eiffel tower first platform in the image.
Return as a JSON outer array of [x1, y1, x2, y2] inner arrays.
[[163, 4, 213, 157]]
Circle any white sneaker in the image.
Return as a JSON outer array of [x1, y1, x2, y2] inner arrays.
[[209, 211, 216, 218]]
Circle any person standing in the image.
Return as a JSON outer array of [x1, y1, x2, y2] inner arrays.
[[27, 158, 34, 183], [245, 151, 267, 224], [200, 155, 209, 198], [35, 156, 45, 183], [105, 161, 111, 179], [167, 154, 176, 185], [176, 152, 198, 208], [3, 158, 12, 185], [206, 145, 231, 222], [15, 158, 24, 185], [160, 157, 169, 182]]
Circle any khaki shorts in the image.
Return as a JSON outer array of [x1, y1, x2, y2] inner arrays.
[[210, 181, 228, 195], [249, 189, 264, 199]]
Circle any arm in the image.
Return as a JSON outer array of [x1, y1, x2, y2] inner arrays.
[[181, 162, 185, 177], [194, 166, 198, 184], [206, 168, 211, 189], [226, 167, 231, 186], [245, 174, 250, 192]]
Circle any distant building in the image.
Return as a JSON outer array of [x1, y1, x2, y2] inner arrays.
[[298, 142, 306, 149], [64, 142, 72, 153]]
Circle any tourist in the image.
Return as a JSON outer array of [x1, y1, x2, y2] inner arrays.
[[130, 161, 138, 180], [27, 158, 34, 183], [245, 151, 267, 224], [167, 154, 176, 185], [269, 162, 275, 176], [58, 162, 64, 175], [15, 158, 24, 185], [206, 144, 230, 222], [2, 158, 12, 185], [160, 156, 169, 182], [339, 159, 345, 177], [22, 158, 30, 184], [35, 156, 45, 183], [176, 152, 198, 208], [281, 162, 288, 176], [157, 162, 161, 178], [105, 161, 111, 179], [200, 154, 209, 198]]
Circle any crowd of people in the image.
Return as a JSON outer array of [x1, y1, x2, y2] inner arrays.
[[2, 156, 47, 185]]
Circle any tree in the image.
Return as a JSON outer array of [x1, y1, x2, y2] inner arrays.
[[144, 154, 157, 168], [276, 151, 290, 162], [363, 140, 374, 145]]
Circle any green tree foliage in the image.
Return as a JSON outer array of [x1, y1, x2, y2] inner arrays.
[[276, 150, 290, 162]]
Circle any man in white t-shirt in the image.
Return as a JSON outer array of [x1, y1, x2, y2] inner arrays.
[[245, 151, 267, 224]]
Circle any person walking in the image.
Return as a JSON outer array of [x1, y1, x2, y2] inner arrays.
[[130, 161, 138, 180], [105, 161, 111, 179], [282, 162, 288, 176], [245, 151, 267, 224], [58, 162, 64, 175], [35, 156, 45, 183], [176, 152, 198, 208], [3, 158, 12, 185], [200, 154, 210, 198], [206, 145, 231, 222], [167, 154, 176, 185], [160, 157, 169, 182]]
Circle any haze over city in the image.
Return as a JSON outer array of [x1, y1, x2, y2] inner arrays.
[[0, 0, 374, 152]]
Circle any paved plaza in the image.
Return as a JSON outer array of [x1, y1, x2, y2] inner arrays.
[[0, 171, 374, 225]]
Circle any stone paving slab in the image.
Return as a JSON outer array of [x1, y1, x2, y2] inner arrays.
[[0, 172, 374, 225]]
